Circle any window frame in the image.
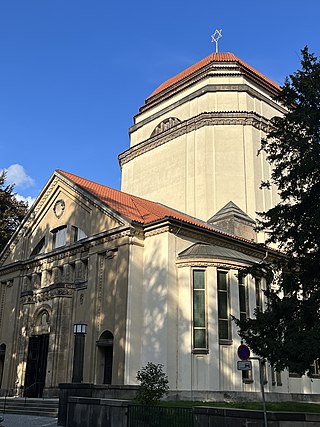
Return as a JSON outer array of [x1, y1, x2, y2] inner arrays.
[[217, 270, 232, 344], [238, 272, 249, 321], [192, 269, 208, 354], [255, 277, 263, 314], [51, 225, 67, 249]]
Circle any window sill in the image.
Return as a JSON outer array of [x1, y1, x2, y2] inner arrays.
[[192, 349, 209, 355], [243, 379, 254, 384], [219, 339, 233, 346]]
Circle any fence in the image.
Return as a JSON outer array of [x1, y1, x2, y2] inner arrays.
[[128, 405, 193, 427]]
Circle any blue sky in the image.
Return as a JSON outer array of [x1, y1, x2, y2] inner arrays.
[[0, 0, 319, 204]]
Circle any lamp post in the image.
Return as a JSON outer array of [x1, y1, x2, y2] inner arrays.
[[72, 322, 87, 383]]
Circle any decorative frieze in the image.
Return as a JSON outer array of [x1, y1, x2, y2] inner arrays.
[[20, 283, 75, 304]]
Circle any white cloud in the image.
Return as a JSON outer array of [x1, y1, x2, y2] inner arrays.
[[4, 164, 35, 188], [15, 194, 35, 208]]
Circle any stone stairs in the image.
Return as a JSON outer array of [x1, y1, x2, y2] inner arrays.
[[0, 397, 58, 418]]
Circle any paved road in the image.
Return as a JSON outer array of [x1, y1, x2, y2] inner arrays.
[[0, 414, 58, 427]]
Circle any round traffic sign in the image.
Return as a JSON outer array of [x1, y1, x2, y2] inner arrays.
[[237, 344, 250, 361]]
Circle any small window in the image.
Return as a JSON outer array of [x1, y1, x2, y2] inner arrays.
[[192, 270, 207, 351], [218, 271, 230, 342], [52, 226, 67, 249], [72, 226, 87, 242], [30, 237, 45, 257], [238, 273, 248, 321]]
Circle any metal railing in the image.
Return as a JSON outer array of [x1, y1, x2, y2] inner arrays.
[[128, 405, 193, 427], [23, 381, 44, 404]]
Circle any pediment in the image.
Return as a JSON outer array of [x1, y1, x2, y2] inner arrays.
[[0, 171, 129, 266]]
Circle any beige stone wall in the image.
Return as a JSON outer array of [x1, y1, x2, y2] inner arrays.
[[121, 72, 283, 225]]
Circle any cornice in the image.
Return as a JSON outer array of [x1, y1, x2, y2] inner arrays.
[[176, 259, 251, 270], [0, 227, 136, 275], [141, 59, 281, 113], [132, 82, 286, 130], [141, 219, 271, 262], [144, 225, 171, 237], [119, 111, 271, 167]]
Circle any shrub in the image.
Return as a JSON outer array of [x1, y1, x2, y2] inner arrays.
[[136, 362, 169, 404]]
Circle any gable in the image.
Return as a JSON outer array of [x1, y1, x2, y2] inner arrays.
[[0, 173, 127, 266]]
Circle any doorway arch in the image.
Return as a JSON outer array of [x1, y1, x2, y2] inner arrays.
[[96, 330, 114, 384]]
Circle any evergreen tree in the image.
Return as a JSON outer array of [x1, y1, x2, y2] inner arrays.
[[235, 47, 320, 375], [0, 171, 28, 253]]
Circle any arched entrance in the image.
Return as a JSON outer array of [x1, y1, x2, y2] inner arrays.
[[0, 344, 6, 388], [97, 331, 114, 384]]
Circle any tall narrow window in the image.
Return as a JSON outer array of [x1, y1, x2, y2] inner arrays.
[[238, 273, 248, 321], [218, 271, 230, 341], [192, 270, 207, 351], [255, 278, 262, 313], [238, 273, 252, 381]]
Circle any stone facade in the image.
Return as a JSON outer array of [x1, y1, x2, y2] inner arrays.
[[0, 52, 319, 401]]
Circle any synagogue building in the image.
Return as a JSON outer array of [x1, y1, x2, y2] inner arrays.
[[0, 52, 318, 399]]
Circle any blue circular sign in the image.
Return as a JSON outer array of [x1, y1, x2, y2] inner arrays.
[[237, 344, 250, 361]]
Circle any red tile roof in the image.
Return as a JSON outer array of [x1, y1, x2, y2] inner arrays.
[[148, 52, 280, 99], [57, 169, 253, 244]]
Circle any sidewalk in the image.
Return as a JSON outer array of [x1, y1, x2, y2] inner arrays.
[[0, 414, 58, 427]]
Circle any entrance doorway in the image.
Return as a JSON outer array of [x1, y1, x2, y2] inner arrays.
[[24, 334, 49, 397], [97, 331, 114, 384]]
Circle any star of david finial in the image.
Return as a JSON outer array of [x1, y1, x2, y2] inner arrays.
[[211, 29, 222, 53]]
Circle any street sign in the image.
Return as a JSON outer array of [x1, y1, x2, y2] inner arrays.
[[237, 360, 252, 371], [237, 344, 250, 360]]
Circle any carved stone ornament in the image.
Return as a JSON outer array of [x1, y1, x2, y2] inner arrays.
[[53, 200, 65, 219]]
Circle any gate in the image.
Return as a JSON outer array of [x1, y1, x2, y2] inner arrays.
[[128, 405, 193, 427]]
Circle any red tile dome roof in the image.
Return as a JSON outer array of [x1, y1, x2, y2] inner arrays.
[[148, 52, 280, 99]]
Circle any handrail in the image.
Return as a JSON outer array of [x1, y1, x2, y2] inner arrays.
[[24, 381, 43, 405]]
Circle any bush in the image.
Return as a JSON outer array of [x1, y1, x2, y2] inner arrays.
[[136, 362, 169, 404]]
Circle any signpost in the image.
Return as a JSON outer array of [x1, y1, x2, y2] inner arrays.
[[237, 344, 250, 361], [236, 344, 267, 427]]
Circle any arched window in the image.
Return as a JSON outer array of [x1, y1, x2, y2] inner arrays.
[[96, 331, 114, 384]]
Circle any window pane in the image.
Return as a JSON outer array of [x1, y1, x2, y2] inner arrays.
[[218, 292, 228, 319], [192, 270, 207, 350], [218, 272, 227, 290], [194, 329, 206, 349], [193, 291, 205, 327], [54, 227, 67, 248], [219, 320, 229, 340], [193, 270, 205, 289], [239, 285, 246, 312]]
